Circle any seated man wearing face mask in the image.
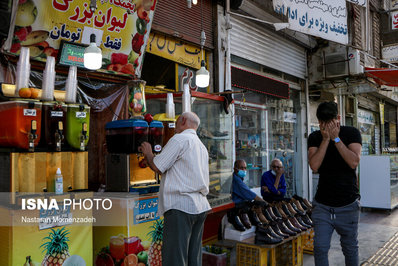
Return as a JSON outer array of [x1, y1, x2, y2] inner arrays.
[[261, 158, 287, 202], [231, 159, 265, 207]]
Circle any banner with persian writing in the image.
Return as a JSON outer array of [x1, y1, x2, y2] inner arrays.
[[273, 0, 348, 45], [7, 0, 157, 77]]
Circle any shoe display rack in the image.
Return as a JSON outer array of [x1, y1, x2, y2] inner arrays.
[[301, 228, 314, 254], [236, 233, 303, 266]]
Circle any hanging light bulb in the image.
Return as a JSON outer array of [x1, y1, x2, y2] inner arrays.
[[192, 0, 198, 4], [84, 34, 102, 70], [196, 60, 209, 87]]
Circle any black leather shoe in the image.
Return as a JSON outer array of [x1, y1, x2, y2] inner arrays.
[[271, 224, 289, 238], [285, 219, 302, 233], [257, 225, 282, 240], [301, 214, 313, 226], [271, 206, 283, 219], [282, 204, 293, 217], [289, 217, 307, 231], [277, 221, 296, 236], [227, 212, 246, 231], [296, 216, 311, 228], [239, 212, 252, 229], [263, 208, 275, 222], [255, 232, 283, 245], [248, 210, 262, 226], [291, 202, 306, 216]]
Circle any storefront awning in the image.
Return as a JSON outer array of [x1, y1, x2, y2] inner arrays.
[[365, 67, 398, 87]]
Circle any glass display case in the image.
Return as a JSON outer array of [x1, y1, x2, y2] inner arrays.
[[360, 155, 398, 210], [234, 91, 300, 197], [146, 91, 234, 207]]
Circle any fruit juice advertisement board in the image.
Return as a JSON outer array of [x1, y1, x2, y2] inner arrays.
[[93, 195, 163, 266], [0, 193, 93, 266], [5, 0, 157, 77]]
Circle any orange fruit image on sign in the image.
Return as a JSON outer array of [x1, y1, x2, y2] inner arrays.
[[19, 87, 31, 98], [123, 254, 138, 266], [134, 92, 142, 100]]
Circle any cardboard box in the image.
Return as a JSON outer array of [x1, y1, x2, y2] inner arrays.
[[224, 224, 256, 241]]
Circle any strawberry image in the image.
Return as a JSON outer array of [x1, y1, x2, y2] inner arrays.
[[120, 63, 135, 75], [131, 33, 144, 54], [111, 53, 128, 65], [10, 42, 21, 53], [14, 27, 29, 42], [26, 26, 32, 34], [107, 64, 123, 72]]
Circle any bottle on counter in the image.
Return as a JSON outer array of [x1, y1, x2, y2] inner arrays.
[[55, 168, 63, 194]]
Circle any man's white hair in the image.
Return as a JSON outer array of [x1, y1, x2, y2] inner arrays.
[[271, 158, 282, 166], [181, 112, 200, 128]]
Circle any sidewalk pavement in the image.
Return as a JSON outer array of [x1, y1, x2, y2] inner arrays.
[[303, 208, 398, 265]]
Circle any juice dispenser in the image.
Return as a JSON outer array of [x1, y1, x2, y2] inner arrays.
[[0, 100, 42, 151], [40, 102, 67, 151], [66, 104, 90, 151], [149, 120, 164, 153], [105, 119, 149, 153], [153, 113, 175, 146]]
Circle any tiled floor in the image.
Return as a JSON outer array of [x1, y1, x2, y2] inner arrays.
[[303, 208, 398, 265]]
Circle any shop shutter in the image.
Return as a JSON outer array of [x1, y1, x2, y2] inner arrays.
[[230, 16, 306, 79], [231, 66, 290, 99], [152, 0, 214, 49]]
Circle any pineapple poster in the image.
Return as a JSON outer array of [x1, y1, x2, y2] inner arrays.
[[5, 0, 157, 77]]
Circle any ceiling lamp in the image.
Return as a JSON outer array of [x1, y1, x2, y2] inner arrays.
[[84, 34, 102, 70], [195, 0, 209, 88], [196, 59, 210, 87]]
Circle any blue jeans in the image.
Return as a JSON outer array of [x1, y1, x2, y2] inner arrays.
[[312, 199, 360, 266], [162, 209, 208, 266]]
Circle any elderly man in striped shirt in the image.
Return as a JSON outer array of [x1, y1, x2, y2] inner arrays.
[[139, 111, 211, 266]]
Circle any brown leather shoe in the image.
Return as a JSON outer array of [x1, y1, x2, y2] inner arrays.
[[292, 198, 306, 213], [288, 217, 307, 231], [286, 202, 298, 216], [239, 212, 252, 229], [276, 204, 288, 220], [253, 206, 269, 224], [266, 207, 278, 220], [302, 198, 313, 209]]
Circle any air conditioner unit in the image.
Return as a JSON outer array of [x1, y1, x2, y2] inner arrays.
[[324, 48, 363, 78], [348, 48, 364, 75]]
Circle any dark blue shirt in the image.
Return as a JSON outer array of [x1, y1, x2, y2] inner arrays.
[[260, 170, 286, 200], [231, 173, 257, 204]]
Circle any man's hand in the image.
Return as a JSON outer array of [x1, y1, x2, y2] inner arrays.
[[261, 186, 270, 193], [139, 142, 153, 158], [327, 120, 340, 140], [276, 167, 284, 177], [320, 122, 330, 141]]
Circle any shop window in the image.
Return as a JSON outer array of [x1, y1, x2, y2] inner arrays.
[[141, 53, 176, 90]]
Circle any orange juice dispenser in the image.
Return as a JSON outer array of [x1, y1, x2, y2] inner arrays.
[[40, 102, 67, 151], [0, 100, 42, 151]]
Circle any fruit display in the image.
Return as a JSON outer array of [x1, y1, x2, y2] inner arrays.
[[40, 227, 71, 265], [129, 82, 146, 117], [95, 235, 150, 266], [18, 87, 40, 99]]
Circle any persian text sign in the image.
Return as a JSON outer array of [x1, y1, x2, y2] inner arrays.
[[273, 0, 348, 45], [382, 45, 398, 62], [9, 0, 157, 77], [146, 32, 202, 69]]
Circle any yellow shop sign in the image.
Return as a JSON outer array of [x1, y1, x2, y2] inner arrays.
[[146, 32, 202, 69]]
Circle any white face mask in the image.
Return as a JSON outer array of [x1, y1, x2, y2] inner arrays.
[[271, 170, 276, 176]]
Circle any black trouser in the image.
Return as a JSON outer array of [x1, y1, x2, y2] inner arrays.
[[162, 209, 208, 266]]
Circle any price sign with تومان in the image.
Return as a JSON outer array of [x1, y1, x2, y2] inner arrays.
[[58, 41, 88, 68]]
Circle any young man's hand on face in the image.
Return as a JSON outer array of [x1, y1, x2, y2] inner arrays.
[[320, 121, 330, 141], [326, 120, 340, 139]]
